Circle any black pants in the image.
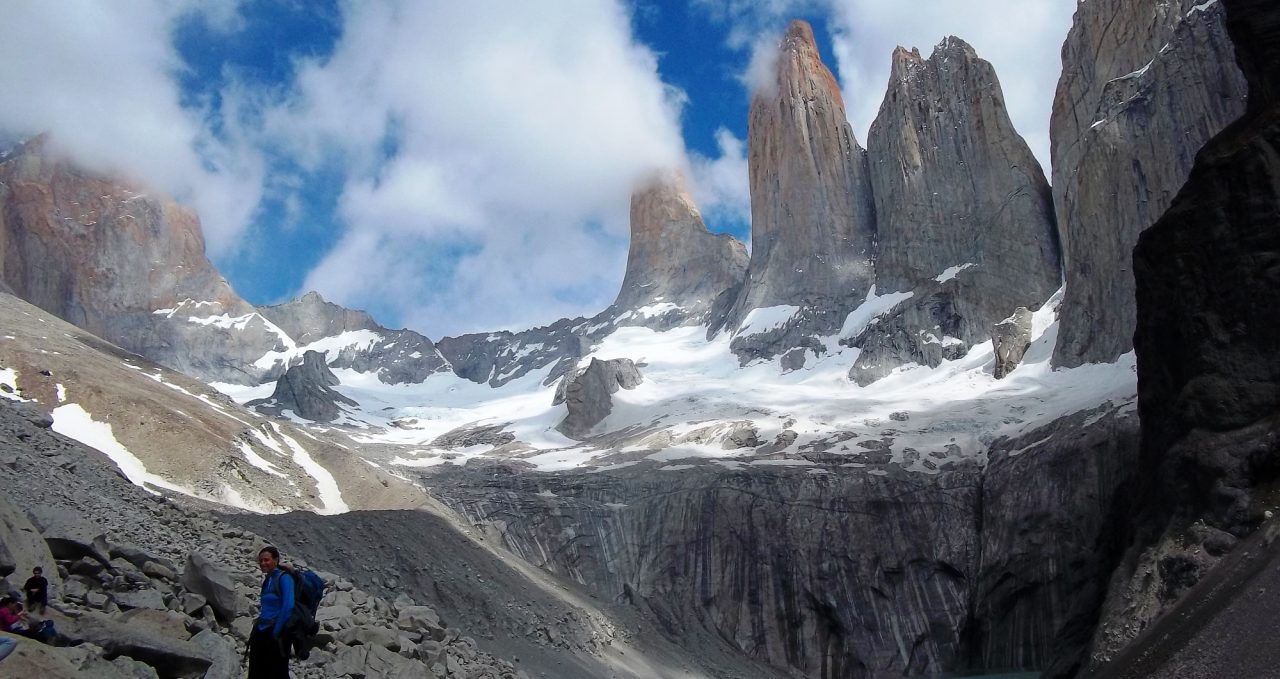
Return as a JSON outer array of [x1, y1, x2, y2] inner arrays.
[[248, 626, 289, 679]]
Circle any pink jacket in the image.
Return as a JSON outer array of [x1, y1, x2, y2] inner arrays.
[[0, 606, 20, 632]]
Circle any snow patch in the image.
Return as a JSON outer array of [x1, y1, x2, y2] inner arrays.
[[934, 263, 975, 283], [0, 368, 26, 401], [840, 286, 914, 339], [736, 305, 800, 337], [51, 403, 193, 495], [270, 424, 348, 514]]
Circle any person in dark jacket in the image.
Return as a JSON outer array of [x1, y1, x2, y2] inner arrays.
[[23, 567, 48, 615], [249, 546, 295, 679]]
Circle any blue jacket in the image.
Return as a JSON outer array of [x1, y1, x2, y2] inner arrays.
[[256, 568, 295, 636]]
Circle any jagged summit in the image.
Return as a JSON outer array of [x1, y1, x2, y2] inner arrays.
[[612, 170, 747, 324], [716, 19, 877, 364], [852, 31, 1060, 384]]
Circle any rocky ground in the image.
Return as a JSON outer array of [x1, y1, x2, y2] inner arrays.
[[0, 397, 543, 678]]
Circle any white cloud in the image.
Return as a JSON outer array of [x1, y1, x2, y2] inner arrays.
[[689, 127, 751, 230], [279, 0, 686, 335], [0, 0, 263, 255]]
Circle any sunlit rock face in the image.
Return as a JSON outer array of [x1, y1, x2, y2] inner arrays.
[[720, 19, 877, 363], [0, 136, 284, 384], [851, 37, 1061, 385], [1050, 0, 1246, 368], [612, 171, 747, 326]]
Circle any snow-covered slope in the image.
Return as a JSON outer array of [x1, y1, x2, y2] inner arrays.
[[215, 288, 1136, 477]]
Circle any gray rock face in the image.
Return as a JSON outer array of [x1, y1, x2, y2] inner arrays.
[[859, 37, 1060, 380], [979, 403, 1139, 677], [437, 464, 981, 677], [1050, 0, 1247, 367], [62, 610, 212, 678], [722, 19, 877, 357], [1082, 5, 1280, 669], [436, 315, 593, 388], [0, 496, 58, 588], [552, 358, 642, 437], [248, 349, 357, 422], [258, 291, 452, 384], [613, 171, 747, 323], [0, 136, 286, 384], [991, 307, 1034, 379], [844, 284, 971, 385]]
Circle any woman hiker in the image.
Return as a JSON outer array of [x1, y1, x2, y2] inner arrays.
[[250, 546, 295, 679]]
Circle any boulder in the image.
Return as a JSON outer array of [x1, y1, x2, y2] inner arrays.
[[331, 642, 421, 678], [991, 307, 1034, 379], [61, 610, 211, 678], [0, 496, 59, 594], [179, 552, 242, 623], [110, 587, 167, 612], [189, 629, 238, 679], [25, 504, 110, 564], [0, 633, 145, 679], [110, 543, 178, 575], [552, 358, 643, 437]]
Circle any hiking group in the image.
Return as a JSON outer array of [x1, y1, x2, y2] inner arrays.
[[0, 566, 57, 663], [250, 546, 324, 679]]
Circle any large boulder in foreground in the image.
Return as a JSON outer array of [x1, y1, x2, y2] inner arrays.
[[180, 551, 243, 623]]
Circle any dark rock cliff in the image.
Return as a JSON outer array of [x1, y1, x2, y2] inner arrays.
[[248, 349, 357, 422], [1050, 0, 1247, 368], [854, 37, 1060, 384], [1076, 0, 1280, 672]]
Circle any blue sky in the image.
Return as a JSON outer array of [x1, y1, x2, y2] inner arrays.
[[0, 0, 1075, 338]]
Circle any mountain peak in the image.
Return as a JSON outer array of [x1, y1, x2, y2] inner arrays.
[[612, 169, 746, 323]]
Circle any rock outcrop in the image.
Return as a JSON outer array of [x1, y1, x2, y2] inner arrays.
[[855, 37, 1060, 382], [1050, 0, 1247, 367], [258, 292, 452, 384], [721, 20, 877, 362], [992, 307, 1034, 379], [1079, 0, 1280, 670], [0, 136, 286, 384], [248, 350, 357, 422], [552, 357, 642, 437], [611, 171, 747, 326]]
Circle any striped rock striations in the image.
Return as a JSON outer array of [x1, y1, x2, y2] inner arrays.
[[1050, 0, 1247, 367], [851, 37, 1061, 384]]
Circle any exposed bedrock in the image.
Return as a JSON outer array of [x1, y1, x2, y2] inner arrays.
[[0, 136, 284, 384], [861, 37, 1060, 380], [1050, 0, 1247, 368], [248, 349, 357, 422], [259, 291, 452, 384], [613, 171, 748, 324], [552, 357, 643, 438], [721, 20, 876, 357], [431, 404, 1139, 679]]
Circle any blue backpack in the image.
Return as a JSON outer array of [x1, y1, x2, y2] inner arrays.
[[273, 566, 325, 635]]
